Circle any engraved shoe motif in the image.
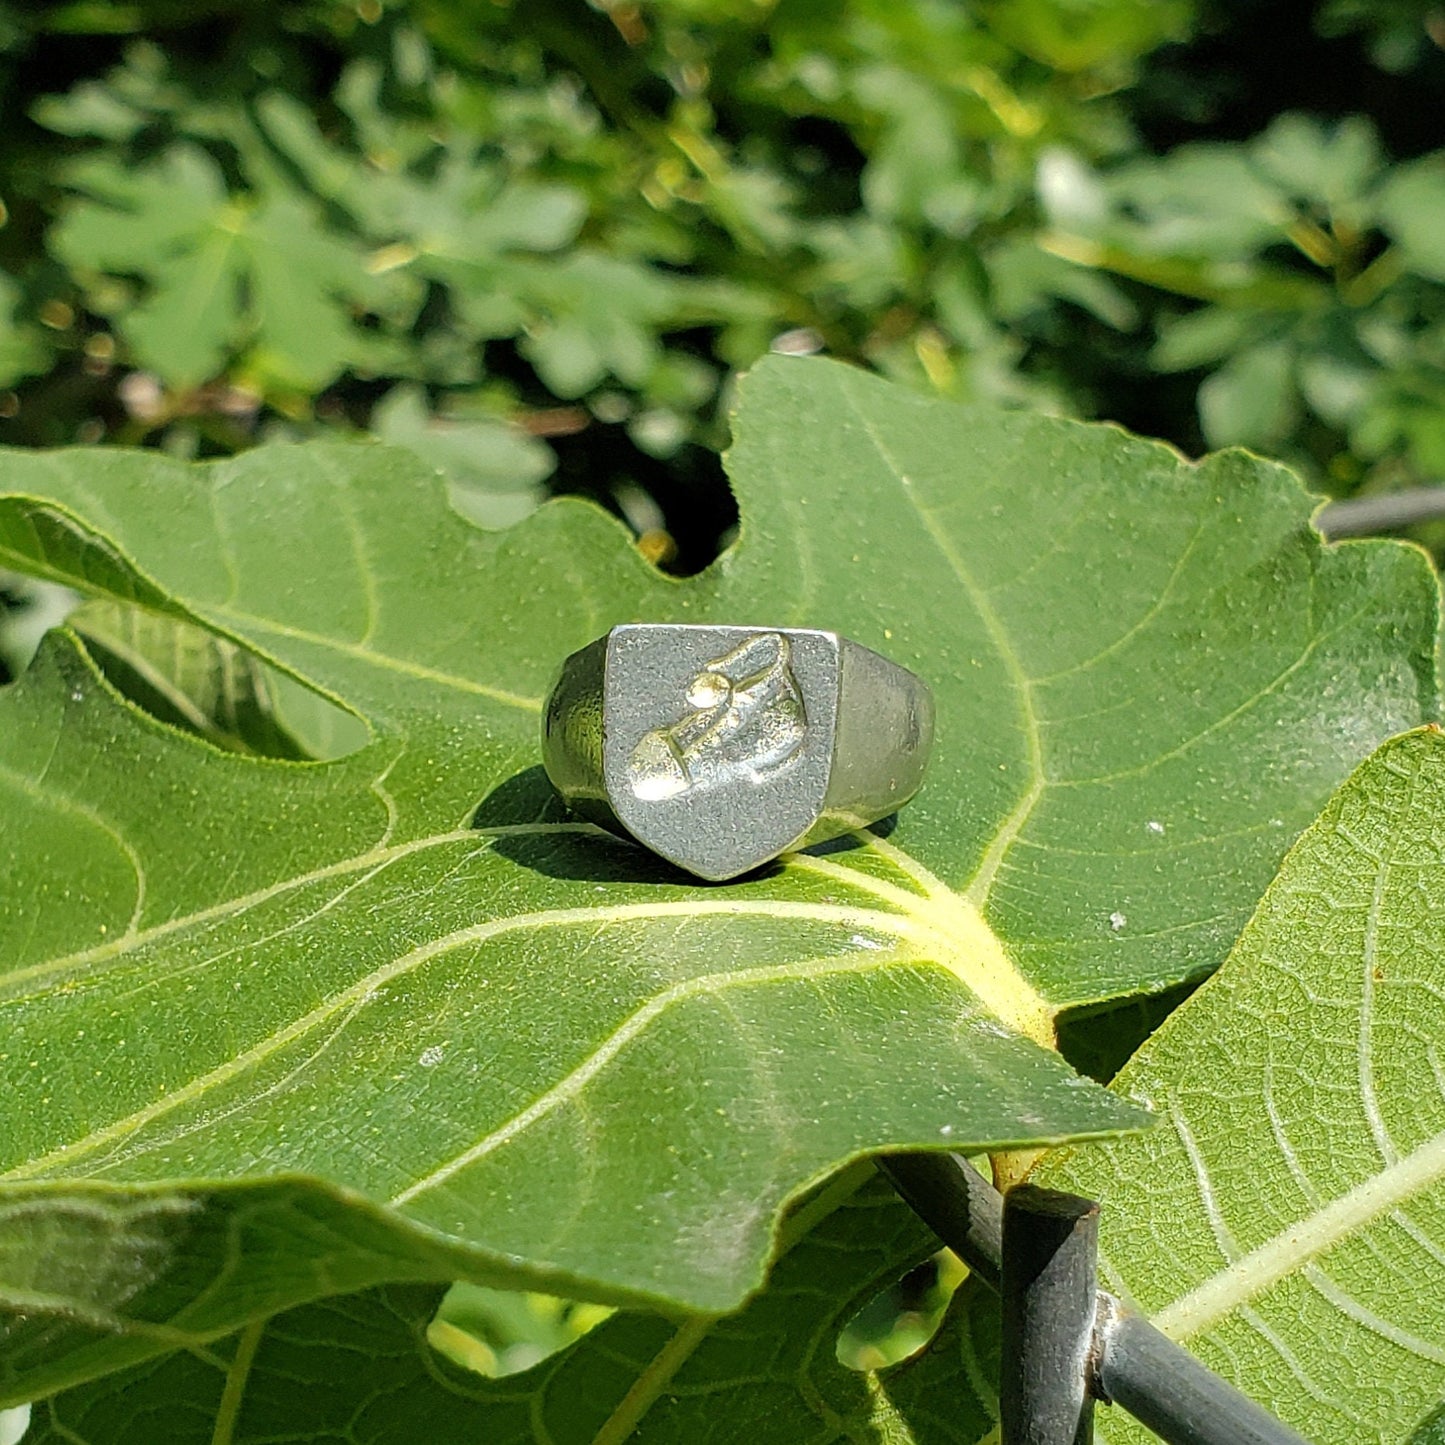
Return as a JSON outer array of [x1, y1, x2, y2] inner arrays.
[[628, 633, 807, 801]]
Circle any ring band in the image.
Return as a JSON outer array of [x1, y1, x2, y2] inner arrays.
[[542, 624, 934, 880]]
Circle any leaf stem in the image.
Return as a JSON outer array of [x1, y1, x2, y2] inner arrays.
[[211, 1318, 266, 1445]]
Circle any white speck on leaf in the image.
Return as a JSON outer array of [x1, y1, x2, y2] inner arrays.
[[1109, 911, 1127, 931], [849, 933, 886, 950], [1146, 820, 1165, 835], [419, 1046, 445, 1068]]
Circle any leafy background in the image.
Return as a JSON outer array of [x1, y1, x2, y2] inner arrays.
[[0, 0, 1442, 594], [2, 0, 1445, 1440]]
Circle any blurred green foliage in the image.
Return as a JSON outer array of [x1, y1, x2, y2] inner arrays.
[[0, 0, 1441, 582], [429, 1244, 964, 1381], [835, 1248, 966, 1373], [429, 1283, 614, 1378]]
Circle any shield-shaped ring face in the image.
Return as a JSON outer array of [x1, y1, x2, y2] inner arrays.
[[603, 625, 840, 880]]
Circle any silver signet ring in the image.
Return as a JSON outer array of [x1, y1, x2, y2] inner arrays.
[[542, 624, 935, 881]]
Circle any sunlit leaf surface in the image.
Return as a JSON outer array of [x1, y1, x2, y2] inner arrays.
[[357, 730, 1445, 1444], [1035, 728, 1445, 1443], [0, 357, 1435, 1403]]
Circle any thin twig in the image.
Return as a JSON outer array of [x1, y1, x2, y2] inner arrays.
[[877, 1153, 1311, 1445], [1000, 1186, 1098, 1445], [1317, 487, 1445, 539]]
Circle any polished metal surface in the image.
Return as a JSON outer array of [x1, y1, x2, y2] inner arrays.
[[542, 624, 934, 880]]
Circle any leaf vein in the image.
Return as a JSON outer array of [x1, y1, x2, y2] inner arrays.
[[1302, 1264, 1445, 1365], [0, 824, 605, 1001], [0, 758, 146, 943], [205, 602, 542, 712], [849, 399, 1046, 911], [1154, 1126, 1445, 1340], [390, 944, 914, 1207], [2, 905, 910, 1183], [1054, 591, 1363, 789]]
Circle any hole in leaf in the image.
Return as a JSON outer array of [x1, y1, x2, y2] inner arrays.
[[545, 419, 737, 577], [0, 572, 79, 684], [428, 1285, 614, 1378], [1055, 975, 1203, 1084], [836, 1250, 965, 1372], [70, 600, 369, 761]]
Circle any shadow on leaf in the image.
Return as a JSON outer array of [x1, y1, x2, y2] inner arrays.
[[473, 766, 902, 887]]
